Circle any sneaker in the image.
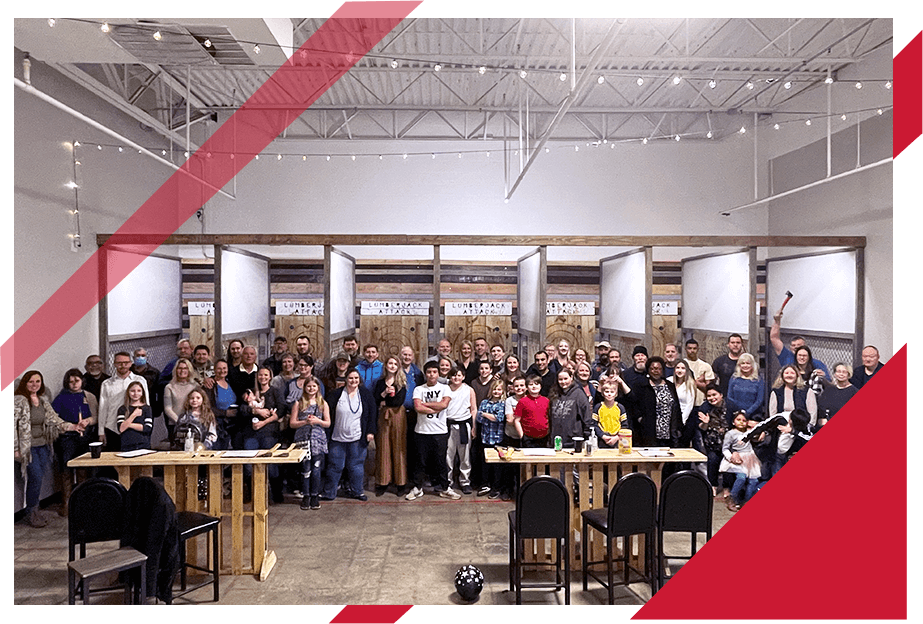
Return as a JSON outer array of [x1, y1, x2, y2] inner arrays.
[[726, 499, 740, 512], [300, 496, 311, 510], [460, 485, 473, 495], [351, 493, 368, 502], [310, 495, 320, 510], [487, 489, 501, 500], [405, 487, 424, 501], [439, 487, 462, 500], [293, 489, 303, 498], [477, 486, 492, 497]]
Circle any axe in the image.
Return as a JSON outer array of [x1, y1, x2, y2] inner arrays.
[[780, 290, 794, 313]]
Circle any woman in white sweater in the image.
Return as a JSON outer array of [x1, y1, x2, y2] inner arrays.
[[163, 358, 196, 444]]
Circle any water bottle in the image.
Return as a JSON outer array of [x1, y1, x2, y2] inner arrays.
[[184, 431, 194, 452]]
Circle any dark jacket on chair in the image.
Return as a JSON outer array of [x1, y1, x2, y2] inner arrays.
[[121, 476, 180, 602]]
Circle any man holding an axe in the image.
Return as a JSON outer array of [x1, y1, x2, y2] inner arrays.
[[769, 291, 831, 378]]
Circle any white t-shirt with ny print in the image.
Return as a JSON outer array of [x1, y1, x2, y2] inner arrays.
[[412, 382, 450, 435]]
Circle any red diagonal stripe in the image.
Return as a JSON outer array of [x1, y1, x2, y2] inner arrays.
[[331, 605, 413, 623], [894, 31, 922, 157], [1, 3, 420, 388], [634, 346, 906, 619]]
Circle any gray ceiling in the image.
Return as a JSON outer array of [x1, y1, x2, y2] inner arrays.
[[16, 17, 893, 147]]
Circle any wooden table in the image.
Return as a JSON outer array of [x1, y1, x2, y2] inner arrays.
[[485, 447, 706, 570], [68, 448, 306, 580]]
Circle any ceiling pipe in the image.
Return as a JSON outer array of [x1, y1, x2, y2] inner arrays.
[[14, 77, 235, 200]]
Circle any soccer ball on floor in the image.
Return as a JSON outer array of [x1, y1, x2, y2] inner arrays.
[[454, 564, 484, 602]]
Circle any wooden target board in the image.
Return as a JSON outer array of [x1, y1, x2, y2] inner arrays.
[[189, 315, 215, 355], [545, 315, 596, 354], [652, 314, 680, 357], [359, 315, 428, 361], [445, 315, 512, 354], [274, 315, 326, 362]]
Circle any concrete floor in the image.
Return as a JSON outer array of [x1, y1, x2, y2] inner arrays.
[[13, 486, 734, 606]]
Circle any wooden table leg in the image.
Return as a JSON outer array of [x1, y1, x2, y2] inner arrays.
[[231, 465, 243, 575], [252, 464, 267, 575], [117, 467, 131, 490], [163, 465, 176, 503], [185, 466, 199, 567], [208, 464, 223, 575]]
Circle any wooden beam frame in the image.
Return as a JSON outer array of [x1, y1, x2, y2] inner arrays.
[[97, 234, 866, 248]]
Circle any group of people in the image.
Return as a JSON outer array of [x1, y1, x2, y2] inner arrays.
[[15, 308, 884, 526]]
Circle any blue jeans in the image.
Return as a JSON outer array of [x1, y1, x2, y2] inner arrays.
[[323, 439, 367, 499], [729, 473, 759, 505], [26, 444, 51, 510], [301, 453, 326, 497]]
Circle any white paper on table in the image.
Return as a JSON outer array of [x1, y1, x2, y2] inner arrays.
[[115, 449, 158, 458], [219, 450, 262, 458], [520, 448, 557, 456]]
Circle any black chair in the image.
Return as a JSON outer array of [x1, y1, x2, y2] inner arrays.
[[657, 470, 712, 589], [172, 511, 221, 602], [68, 477, 136, 602], [581, 472, 657, 604], [508, 475, 570, 605], [121, 477, 181, 604]]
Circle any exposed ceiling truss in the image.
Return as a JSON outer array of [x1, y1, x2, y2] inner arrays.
[[16, 17, 893, 148]]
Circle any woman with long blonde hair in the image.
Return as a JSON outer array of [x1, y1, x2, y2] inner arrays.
[[726, 353, 764, 422], [373, 356, 409, 497]]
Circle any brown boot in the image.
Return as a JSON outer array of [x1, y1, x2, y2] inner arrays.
[[26, 508, 47, 528], [58, 479, 73, 517]]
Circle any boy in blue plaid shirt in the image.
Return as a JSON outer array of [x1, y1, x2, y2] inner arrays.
[[476, 378, 507, 499]]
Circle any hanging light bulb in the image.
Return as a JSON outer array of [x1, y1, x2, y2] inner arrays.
[[255, 154, 259, 160], [774, 123, 780, 130], [636, 77, 644, 86], [253, 44, 261, 54], [402, 153, 408, 159], [746, 81, 754, 90], [118, 146, 124, 152], [708, 79, 716, 89], [97, 145, 102, 150], [326, 155, 331, 161], [672, 75, 681, 85], [854, 81, 862, 89], [739, 126, 746, 134], [204, 39, 212, 48], [378, 155, 383, 160], [390, 59, 399, 69], [153, 30, 163, 41], [519, 69, 528, 79], [302, 155, 307, 161], [885, 81, 892, 89], [597, 76, 605, 84], [706, 130, 713, 139], [545, 147, 550, 153], [47, 18, 56, 27], [351, 155, 356, 161], [162, 149, 167, 156], [277, 154, 282, 160], [434, 63, 442, 72], [805, 119, 812, 126], [784, 81, 792, 89], [642, 138, 648, 145], [458, 153, 462, 158], [560, 73, 567, 82], [841, 114, 847, 121], [675, 134, 681, 141], [73, 141, 80, 147], [574, 145, 579, 152], [478, 66, 487, 75], [825, 76, 834, 84], [100, 23, 110, 33], [431, 153, 436, 159], [877, 109, 883, 115]]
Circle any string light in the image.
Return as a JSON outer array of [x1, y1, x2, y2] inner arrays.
[[153, 31, 162, 41], [519, 69, 528, 79], [560, 73, 567, 82], [706, 130, 713, 139], [854, 81, 862, 89], [100, 23, 110, 33], [784, 81, 792, 90], [708, 79, 716, 89], [47, 18, 56, 27], [390, 59, 399, 69], [672, 76, 681, 85], [478, 66, 487, 75], [434, 63, 442, 72], [805, 119, 812, 126], [674, 134, 681, 141], [255, 154, 259, 160], [739, 126, 746, 134], [885, 81, 892, 89], [746, 81, 754, 90], [773, 123, 780, 130], [825, 76, 834, 84], [402, 154, 408, 159], [597, 76, 605, 84], [877, 109, 883, 115], [97, 145, 102, 150], [574, 146, 579, 151], [204, 39, 212, 48], [302, 155, 307, 161], [351, 155, 356, 161], [326, 155, 331, 161], [841, 114, 847, 121], [636, 77, 644, 86], [642, 138, 648, 145], [73, 141, 80, 147], [118, 146, 123, 153], [277, 154, 282, 160], [253, 44, 261, 54], [431, 153, 436, 159]]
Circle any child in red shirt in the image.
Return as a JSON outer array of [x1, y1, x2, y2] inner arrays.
[[513, 374, 551, 447]]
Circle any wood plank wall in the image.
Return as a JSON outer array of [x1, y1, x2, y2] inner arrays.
[[180, 258, 767, 367]]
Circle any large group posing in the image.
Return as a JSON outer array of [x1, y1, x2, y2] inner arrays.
[[14, 306, 884, 527]]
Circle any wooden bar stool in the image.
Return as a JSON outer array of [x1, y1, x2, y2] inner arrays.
[[67, 547, 147, 605]]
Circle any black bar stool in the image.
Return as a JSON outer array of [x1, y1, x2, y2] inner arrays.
[[171, 511, 221, 602]]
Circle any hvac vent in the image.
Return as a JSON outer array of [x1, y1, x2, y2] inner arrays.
[[108, 23, 255, 66]]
